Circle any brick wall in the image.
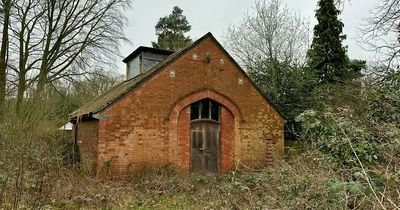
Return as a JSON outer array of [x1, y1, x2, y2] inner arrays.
[[76, 119, 99, 175], [95, 36, 284, 177], [220, 106, 234, 173], [176, 106, 190, 171]]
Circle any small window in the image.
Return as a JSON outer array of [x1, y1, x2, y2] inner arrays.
[[190, 99, 220, 121], [200, 100, 209, 119], [211, 101, 219, 121], [190, 103, 200, 120]]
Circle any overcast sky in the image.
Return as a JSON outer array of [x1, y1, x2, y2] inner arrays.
[[116, 0, 380, 74]]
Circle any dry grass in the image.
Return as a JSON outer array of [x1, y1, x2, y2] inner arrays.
[[42, 150, 344, 209], [0, 150, 385, 209], [1, 133, 399, 210], [0, 116, 398, 210]]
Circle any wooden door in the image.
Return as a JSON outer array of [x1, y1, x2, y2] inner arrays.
[[190, 121, 220, 174]]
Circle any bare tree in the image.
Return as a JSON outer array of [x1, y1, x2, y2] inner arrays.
[[8, 0, 45, 112], [0, 0, 12, 117], [224, 0, 310, 67], [6, 0, 131, 112], [223, 0, 311, 119], [362, 0, 400, 69]]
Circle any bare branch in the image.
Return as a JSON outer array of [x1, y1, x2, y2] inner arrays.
[[361, 0, 400, 69], [4, 0, 132, 107]]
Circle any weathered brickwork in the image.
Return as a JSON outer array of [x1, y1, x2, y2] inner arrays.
[[75, 119, 99, 175], [77, 35, 284, 177], [220, 107, 235, 173], [169, 90, 239, 174]]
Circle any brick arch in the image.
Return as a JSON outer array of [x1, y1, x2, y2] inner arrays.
[[168, 89, 242, 122], [168, 89, 240, 172]]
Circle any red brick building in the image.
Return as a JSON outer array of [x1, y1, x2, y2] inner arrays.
[[70, 33, 285, 177]]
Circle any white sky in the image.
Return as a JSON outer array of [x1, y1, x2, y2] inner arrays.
[[116, 0, 380, 74]]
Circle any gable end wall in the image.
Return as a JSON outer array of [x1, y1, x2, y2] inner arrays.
[[96, 37, 284, 177]]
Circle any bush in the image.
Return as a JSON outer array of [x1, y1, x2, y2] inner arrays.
[[57, 137, 80, 165], [0, 101, 66, 209], [368, 84, 400, 127], [310, 82, 368, 118], [296, 109, 385, 166]]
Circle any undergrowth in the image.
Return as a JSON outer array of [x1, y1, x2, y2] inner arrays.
[[1, 146, 399, 209]]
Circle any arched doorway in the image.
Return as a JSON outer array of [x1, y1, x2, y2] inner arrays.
[[189, 99, 220, 174], [169, 89, 241, 173]]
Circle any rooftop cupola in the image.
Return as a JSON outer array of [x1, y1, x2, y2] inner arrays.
[[122, 46, 174, 80]]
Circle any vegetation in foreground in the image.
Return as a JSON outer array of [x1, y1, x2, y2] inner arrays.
[[0, 103, 398, 210], [0, 145, 398, 210]]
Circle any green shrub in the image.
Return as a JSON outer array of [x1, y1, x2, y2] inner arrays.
[[295, 109, 379, 165], [368, 85, 400, 127]]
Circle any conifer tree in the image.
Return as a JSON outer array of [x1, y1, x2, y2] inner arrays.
[[307, 0, 351, 83], [152, 6, 192, 51]]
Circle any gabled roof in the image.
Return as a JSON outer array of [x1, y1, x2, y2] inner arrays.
[[122, 46, 174, 63], [69, 32, 286, 120]]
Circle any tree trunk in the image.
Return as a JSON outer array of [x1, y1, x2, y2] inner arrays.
[[16, 6, 29, 114], [0, 0, 11, 118], [15, 72, 26, 113], [35, 70, 47, 97]]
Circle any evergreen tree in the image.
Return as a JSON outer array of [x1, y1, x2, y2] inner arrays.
[[152, 6, 192, 51], [307, 0, 354, 83]]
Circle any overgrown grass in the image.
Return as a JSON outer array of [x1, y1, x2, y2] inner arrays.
[[2, 143, 399, 209]]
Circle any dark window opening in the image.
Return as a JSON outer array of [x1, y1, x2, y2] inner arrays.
[[200, 100, 209, 119], [190, 103, 200, 120], [211, 102, 219, 121], [190, 99, 220, 121]]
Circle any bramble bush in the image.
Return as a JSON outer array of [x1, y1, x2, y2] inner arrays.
[[295, 107, 399, 209], [367, 72, 400, 127], [295, 109, 381, 165], [296, 73, 400, 167]]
